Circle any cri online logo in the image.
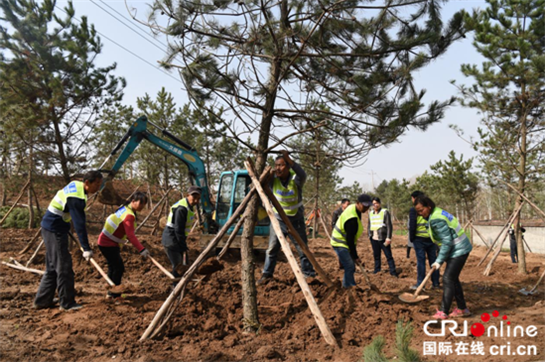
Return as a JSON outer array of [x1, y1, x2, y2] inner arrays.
[[424, 310, 538, 338]]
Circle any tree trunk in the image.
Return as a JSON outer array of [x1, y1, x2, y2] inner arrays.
[[51, 118, 71, 182], [516, 100, 528, 275], [27, 135, 35, 229]]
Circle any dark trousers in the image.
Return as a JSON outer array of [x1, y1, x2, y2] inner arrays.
[[370, 238, 397, 275], [165, 246, 184, 277], [440, 253, 469, 314], [510, 237, 518, 263], [98, 246, 124, 285], [413, 237, 440, 287], [263, 217, 315, 277], [35, 229, 76, 309]]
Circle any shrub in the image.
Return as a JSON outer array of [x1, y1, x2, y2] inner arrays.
[[0, 206, 41, 228]]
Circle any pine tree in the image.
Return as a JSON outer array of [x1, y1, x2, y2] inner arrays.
[[455, 0, 545, 274], [145, 0, 465, 331]]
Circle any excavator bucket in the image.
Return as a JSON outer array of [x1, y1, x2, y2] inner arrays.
[[98, 180, 125, 206]]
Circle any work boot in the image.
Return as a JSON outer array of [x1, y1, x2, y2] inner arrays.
[[257, 274, 272, 285], [59, 303, 83, 312]]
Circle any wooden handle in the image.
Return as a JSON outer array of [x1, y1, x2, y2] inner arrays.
[[356, 261, 373, 286], [530, 269, 545, 293], [149, 256, 175, 279], [414, 267, 436, 297], [68, 232, 115, 286]]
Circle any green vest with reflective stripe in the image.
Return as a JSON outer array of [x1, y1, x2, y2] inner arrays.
[[47, 181, 87, 223], [102, 206, 136, 244], [416, 215, 430, 238], [330, 204, 363, 249], [428, 207, 465, 247], [167, 198, 195, 236], [369, 208, 387, 231], [272, 170, 301, 217]]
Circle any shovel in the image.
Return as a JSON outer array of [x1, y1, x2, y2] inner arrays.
[[399, 266, 437, 303], [519, 269, 545, 296], [356, 261, 381, 293]]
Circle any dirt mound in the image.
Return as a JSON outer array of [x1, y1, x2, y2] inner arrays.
[[1, 226, 544, 362]]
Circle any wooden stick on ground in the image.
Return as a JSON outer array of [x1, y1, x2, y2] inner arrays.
[[0, 180, 31, 226], [217, 216, 246, 260], [2, 261, 44, 275], [149, 256, 175, 279], [135, 187, 172, 233], [9, 257, 24, 267], [477, 202, 524, 267], [26, 239, 44, 267], [140, 167, 272, 341], [246, 159, 338, 347]]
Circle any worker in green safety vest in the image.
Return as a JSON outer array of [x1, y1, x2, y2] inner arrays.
[[408, 190, 440, 290], [414, 195, 472, 320], [162, 186, 201, 278], [34, 170, 103, 312], [330, 194, 373, 288], [368, 197, 398, 277], [258, 150, 315, 285]]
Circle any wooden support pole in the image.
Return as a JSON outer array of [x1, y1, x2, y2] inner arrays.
[[140, 168, 272, 341], [135, 187, 172, 233], [217, 216, 246, 260], [2, 261, 44, 275], [0, 180, 31, 226], [483, 231, 510, 276], [19, 228, 42, 255], [318, 212, 331, 240], [26, 239, 44, 267], [149, 256, 175, 279], [477, 202, 524, 267], [496, 178, 545, 220], [248, 164, 334, 288], [470, 223, 490, 249], [245, 159, 338, 347]]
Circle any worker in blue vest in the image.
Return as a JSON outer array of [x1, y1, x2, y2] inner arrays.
[[330, 194, 373, 288], [258, 150, 315, 284], [368, 197, 398, 277], [408, 190, 440, 290], [162, 186, 201, 277], [414, 195, 472, 319], [34, 170, 103, 311]]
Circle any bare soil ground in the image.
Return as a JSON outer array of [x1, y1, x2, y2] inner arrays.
[[1, 226, 544, 362]]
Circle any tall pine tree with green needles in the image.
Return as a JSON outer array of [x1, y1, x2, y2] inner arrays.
[[454, 0, 545, 274], [0, 0, 126, 182], [141, 0, 466, 332]]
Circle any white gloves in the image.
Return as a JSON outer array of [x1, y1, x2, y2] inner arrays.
[[432, 262, 441, 270], [82, 250, 93, 261], [385, 239, 392, 246], [140, 249, 150, 259]]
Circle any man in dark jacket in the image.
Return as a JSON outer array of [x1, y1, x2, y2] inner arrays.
[[408, 190, 440, 290], [508, 223, 526, 263], [331, 199, 350, 230], [368, 197, 398, 277], [162, 186, 201, 277]]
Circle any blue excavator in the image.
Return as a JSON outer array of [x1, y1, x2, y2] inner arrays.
[[98, 116, 270, 249]]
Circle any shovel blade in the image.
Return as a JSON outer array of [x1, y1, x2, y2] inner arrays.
[[519, 288, 533, 296], [398, 292, 430, 304]]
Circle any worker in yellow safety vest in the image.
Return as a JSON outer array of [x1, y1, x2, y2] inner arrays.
[[258, 150, 315, 285], [330, 194, 373, 288], [34, 170, 103, 312], [368, 197, 398, 277], [408, 190, 440, 290]]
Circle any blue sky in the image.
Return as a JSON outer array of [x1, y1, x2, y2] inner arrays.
[[55, 0, 489, 190]]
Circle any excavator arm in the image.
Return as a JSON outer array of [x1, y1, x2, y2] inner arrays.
[[100, 116, 214, 221]]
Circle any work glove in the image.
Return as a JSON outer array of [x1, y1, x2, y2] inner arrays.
[[140, 249, 150, 259], [82, 250, 93, 261], [384, 239, 391, 246], [432, 262, 441, 270]]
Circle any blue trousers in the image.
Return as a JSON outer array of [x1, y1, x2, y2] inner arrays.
[[370, 238, 397, 275], [413, 237, 440, 286], [333, 247, 356, 288], [263, 217, 315, 277]]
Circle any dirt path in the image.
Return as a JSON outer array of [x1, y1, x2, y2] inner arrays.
[[1, 228, 544, 362]]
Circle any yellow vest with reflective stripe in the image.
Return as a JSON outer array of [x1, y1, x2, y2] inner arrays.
[[428, 207, 465, 247], [416, 215, 430, 238], [272, 170, 301, 217], [47, 181, 87, 223], [167, 198, 195, 236], [330, 204, 363, 249], [369, 208, 387, 231], [102, 206, 136, 244]]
